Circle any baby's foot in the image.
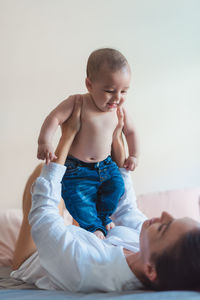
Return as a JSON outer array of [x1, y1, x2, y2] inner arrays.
[[94, 230, 105, 240], [106, 221, 115, 231]]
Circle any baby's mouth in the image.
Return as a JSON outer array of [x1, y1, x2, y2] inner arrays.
[[107, 102, 119, 108]]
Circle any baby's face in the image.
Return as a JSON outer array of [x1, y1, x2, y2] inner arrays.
[[86, 66, 131, 112]]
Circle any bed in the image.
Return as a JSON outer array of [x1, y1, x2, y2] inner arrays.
[[0, 186, 200, 299], [0, 266, 200, 300]]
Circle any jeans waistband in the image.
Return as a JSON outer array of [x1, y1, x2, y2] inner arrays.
[[67, 155, 112, 169]]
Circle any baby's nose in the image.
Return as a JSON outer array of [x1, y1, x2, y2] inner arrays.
[[113, 92, 120, 102]]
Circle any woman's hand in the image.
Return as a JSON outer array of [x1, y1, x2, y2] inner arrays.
[[113, 107, 124, 140], [61, 99, 82, 137], [111, 107, 126, 167]]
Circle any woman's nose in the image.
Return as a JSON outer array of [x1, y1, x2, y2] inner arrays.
[[160, 211, 173, 223]]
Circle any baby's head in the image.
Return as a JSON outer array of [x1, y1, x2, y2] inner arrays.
[[86, 48, 131, 112], [86, 48, 130, 82]]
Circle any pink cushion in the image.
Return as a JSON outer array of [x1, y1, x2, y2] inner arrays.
[[0, 208, 73, 267], [137, 187, 200, 221], [0, 187, 199, 266], [0, 209, 22, 266]]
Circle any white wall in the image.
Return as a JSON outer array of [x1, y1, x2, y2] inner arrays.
[[0, 0, 200, 209]]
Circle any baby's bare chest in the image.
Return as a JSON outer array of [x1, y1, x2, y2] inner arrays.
[[81, 109, 118, 135]]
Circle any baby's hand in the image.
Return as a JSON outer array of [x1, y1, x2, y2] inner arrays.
[[37, 143, 57, 165], [123, 156, 138, 171]]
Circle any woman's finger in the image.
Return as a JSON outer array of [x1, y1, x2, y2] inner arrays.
[[117, 107, 124, 127], [45, 152, 50, 165], [72, 98, 82, 119], [49, 152, 53, 161], [53, 154, 58, 159]]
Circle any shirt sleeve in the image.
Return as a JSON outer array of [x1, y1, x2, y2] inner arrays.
[[112, 168, 147, 232], [28, 162, 85, 290], [28, 163, 133, 292]]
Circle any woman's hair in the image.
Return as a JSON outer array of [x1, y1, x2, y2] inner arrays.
[[150, 229, 200, 291], [86, 48, 129, 82]]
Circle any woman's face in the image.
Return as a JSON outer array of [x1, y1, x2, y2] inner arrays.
[[140, 211, 200, 263]]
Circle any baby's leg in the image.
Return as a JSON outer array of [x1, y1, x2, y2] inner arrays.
[[62, 161, 107, 236], [97, 161, 125, 231], [12, 164, 64, 270], [108, 133, 126, 231]]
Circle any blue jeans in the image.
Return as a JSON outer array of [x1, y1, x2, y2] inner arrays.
[[61, 156, 125, 236]]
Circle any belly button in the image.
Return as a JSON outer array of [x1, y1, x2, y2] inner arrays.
[[90, 157, 94, 160]]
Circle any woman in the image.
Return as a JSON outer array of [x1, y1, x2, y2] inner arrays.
[[11, 101, 200, 292]]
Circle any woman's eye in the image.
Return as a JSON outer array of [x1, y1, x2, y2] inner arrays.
[[158, 224, 166, 232]]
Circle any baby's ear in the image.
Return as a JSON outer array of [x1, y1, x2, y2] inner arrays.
[[85, 77, 92, 92]]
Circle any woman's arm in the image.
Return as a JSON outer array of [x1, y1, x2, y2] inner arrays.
[[52, 99, 82, 165], [111, 108, 146, 231], [28, 100, 85, 289], [13, 99, 82, 270], [112, 169, 147, 232], [111, 107, 126, 167]]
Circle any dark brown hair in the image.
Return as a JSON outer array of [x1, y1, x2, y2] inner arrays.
[[149, 229, 200, 291], [86, 48, 129, 81]]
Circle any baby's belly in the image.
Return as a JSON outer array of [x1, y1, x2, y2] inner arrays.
[[69, 134, 112, 162]]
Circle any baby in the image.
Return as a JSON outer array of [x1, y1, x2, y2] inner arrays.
[[37, 48, 138, 239]]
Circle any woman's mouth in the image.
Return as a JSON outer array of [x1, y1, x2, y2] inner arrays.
[[143, 218, 158, 229], [148, 218, 161, 226], [149, 218, 154, 226]]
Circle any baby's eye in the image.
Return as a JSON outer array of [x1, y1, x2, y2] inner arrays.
[[121, 90, 127, 94], [104, 90, 114, 93]]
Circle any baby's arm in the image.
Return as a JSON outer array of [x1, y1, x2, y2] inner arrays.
[[122, 107, 139, 171], [37, 95, 76, 164]]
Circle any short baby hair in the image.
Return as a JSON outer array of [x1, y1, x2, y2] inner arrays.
[[86, 48, 129, 81]]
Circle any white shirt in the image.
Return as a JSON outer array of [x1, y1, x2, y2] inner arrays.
[[11, 163, 147, 292]]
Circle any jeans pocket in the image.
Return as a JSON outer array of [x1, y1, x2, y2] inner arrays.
[[65, 160, 80, 173]]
